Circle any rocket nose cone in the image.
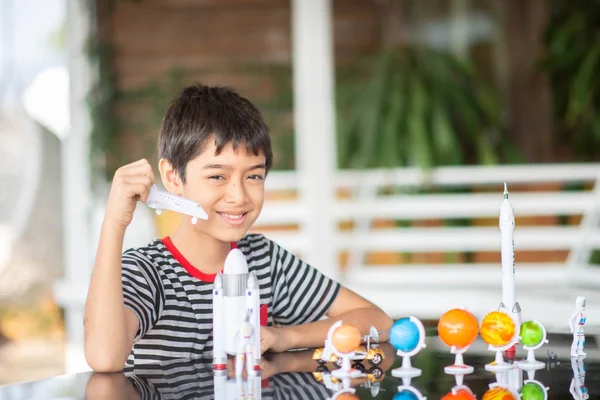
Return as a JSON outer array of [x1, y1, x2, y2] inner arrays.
[[214, 272, 223, 288], [223, 248, 248, 274]]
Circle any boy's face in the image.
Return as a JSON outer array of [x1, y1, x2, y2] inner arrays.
[[178, 139, 266, 243]]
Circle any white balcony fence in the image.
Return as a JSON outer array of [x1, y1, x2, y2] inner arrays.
[[254, 164, 600, 330]]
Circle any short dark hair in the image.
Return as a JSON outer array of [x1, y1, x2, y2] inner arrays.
[[158, 83, 272, 183]]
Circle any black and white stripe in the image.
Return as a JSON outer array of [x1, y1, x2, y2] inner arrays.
[[122, 233, 340, 366], [125, 358, 332, 400]]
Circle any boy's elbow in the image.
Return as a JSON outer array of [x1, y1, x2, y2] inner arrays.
[[86, 351, 126, 373], [85, 336, 127, 372]]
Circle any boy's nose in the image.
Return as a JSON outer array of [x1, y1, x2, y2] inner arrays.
[[224, 182, 247, 204]]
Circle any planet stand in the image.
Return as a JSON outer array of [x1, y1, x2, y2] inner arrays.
[[396, 384, 428, 400], [326, 321, 366, 380], [445, 346, 474, 385], [390, 316, 427, 383], [521, 379, 549, 400], [518, 320, 549, 371], [485, 340, 518, 374]]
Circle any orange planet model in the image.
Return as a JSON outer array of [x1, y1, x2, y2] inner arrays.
[[480, 311, 516, 347], [482, 386, 517, 400], [442, 389, 477, 400], [332, 324, 362, 353], [438, 308, 479, 349], [335, 393, 360, 400]]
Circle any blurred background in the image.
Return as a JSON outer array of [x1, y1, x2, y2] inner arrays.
[[0, 0, 599, 385]]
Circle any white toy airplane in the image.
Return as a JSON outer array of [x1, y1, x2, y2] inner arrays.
[[146, 184, 208, 224]]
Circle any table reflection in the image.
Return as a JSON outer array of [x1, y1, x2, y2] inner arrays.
[[0, 336, 598, 399], [83, 343, 397, 400]]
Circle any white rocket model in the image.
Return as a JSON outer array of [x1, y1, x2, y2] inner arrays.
[[498, 183, 522, 336], [146, 184, 209, 224], [213, 369, 262, 400], [212, 248, 261, 375]]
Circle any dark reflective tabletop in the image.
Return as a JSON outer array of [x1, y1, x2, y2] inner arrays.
[[0, 333, 598, 399]]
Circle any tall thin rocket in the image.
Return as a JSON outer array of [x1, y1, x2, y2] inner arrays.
[[499, 183, 522, 336]]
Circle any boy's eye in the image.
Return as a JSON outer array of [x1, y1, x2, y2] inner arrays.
[[248, 175, 264, 180], [208, 175, 225, 180]]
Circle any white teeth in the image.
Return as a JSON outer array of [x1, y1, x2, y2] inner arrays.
[[220, 213, 244, 219]]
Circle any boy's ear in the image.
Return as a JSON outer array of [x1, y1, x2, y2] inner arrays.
[[159, 158, 183, 195]]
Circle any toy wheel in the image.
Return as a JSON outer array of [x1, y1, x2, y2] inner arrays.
[[316, 365, 329, 373], [352, 362, 366, 373], [369, 353, 383, 366], [369, 367, 383, 379]]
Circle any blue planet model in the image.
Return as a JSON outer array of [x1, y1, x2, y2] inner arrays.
[[390, 318, 421, 353]]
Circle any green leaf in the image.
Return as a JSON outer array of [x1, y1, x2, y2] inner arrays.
[[407, 79, 433, 169], [593, 113, 600, 143], [566, 44, 600, 126], [475, 135, 498, 165], [354, 52, 391, 167], [432, 101, 462, 165], [379, 74, 405, 167]]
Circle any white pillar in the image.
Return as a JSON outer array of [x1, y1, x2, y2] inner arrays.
[[291, 0, 338, 280], [55, 0, 95, 373], [450, 0, 470, 59]]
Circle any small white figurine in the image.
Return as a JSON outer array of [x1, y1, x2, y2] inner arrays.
[[146, 184, 208, 224], [235, 312, 257, 377], [569, 296, 587, 358], [570, 356, 589, 400]]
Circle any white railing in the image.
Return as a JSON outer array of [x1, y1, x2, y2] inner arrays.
[[254, 164, 600, 328]]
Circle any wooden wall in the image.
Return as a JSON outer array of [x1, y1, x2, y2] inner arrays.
[[100, 0, 387, 90], [97, 0, 554, 166]]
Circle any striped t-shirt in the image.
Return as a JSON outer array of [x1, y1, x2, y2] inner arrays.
[[122, 233, 341, 366]]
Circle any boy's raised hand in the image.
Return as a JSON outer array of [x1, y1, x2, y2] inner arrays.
[[105, 158, 156, 228]]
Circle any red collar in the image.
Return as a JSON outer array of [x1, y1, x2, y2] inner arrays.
[[161, 237, 237, 282]]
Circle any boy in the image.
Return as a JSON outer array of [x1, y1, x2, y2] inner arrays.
[[84, 84, 393, 371]]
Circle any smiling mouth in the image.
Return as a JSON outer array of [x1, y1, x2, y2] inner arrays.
[[217, 212, 249, 226]]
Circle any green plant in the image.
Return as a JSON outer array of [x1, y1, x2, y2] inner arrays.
[[86, 38, 121, 180], [336, 46, 519, 169], [541, 0, 600, 161]]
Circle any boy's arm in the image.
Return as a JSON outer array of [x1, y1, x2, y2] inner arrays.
[[261, 286, 393, 353], [85, 159, 155, 372], [85, 221, 140, 372]]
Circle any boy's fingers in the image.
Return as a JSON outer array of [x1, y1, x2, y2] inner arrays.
[[260, 337, 269, 354], [117, 183, 149, 202], [122, 175, 155, 188], [129, 158, 151, 167], [118, 163, 155, 179]]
